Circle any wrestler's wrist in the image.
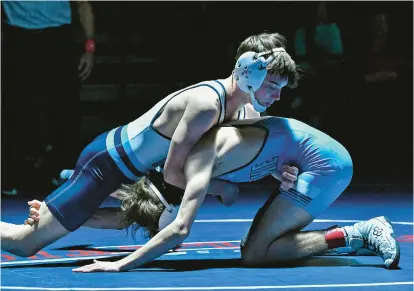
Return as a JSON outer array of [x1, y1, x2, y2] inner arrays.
[[115, 260, 130, 272], [85, 39, 96, 54]]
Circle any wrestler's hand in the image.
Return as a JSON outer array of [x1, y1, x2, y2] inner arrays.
[[280, 165, 299, 191], [24, 199, 42, 225], [78, 52, 94, 81], [72, 259, 121, 273]]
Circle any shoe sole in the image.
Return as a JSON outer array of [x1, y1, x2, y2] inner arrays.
[[323, 247, 375, 256], [376, 216, 400, 269]]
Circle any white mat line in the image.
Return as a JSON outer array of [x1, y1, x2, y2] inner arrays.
[[194, 218, 414, 225], [0, 246, 240, 266], [2, 281, 413, 290], [0, 253, 131, 266], [94, 241, 240, 249]]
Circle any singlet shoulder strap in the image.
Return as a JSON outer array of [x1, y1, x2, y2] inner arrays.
[[210, 80, 227, 124], [237, 105, 246, 120]]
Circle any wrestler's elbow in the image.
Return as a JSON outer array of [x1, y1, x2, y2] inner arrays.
[[171, 218, 191, 239]]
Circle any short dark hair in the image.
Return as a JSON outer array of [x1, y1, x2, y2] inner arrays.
[[235, 32, 300, 88]]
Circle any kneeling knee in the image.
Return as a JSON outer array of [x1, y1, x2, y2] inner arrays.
[[241, 248, 266, 267]]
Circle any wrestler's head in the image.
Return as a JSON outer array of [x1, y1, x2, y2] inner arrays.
[[234, 32, 300, 112], [118, 171, 181, 238]]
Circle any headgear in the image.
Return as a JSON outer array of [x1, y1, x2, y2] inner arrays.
[[146, 178, 180, 230], [233, 48, 286, 112], [147, 168, 182, 231]]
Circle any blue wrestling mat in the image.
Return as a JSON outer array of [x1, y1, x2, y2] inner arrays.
[[1, 189, 413, 290]]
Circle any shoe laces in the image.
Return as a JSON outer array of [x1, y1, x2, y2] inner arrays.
[[365, 225, 393, 259]]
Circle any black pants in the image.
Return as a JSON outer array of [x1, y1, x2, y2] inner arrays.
[[2, 24, 81, 190]]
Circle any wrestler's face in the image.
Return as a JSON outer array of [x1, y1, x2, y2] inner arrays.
[[254, 74, 288, 108]]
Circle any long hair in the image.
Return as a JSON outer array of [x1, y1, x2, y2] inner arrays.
[[117, 171, 184, 239], [118, 176, 164, 239], [235, 32, 301, 88]]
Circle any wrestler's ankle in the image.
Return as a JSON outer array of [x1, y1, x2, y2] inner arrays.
[[324, 227, 346, 249]]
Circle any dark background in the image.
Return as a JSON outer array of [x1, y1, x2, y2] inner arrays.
[[3, 1, 414, 195]]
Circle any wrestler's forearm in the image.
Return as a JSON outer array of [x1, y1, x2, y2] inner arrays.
[[77, 1, 95, 39], [116, 163, 211, 271], [115, 222, 187, 271]]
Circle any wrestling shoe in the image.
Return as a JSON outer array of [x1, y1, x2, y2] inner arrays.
[[343, 216, 400, 269], [322, 224, 374, 256]]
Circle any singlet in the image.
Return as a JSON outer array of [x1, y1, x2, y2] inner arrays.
[[106, 80, 245, 181], [216, 116, 343, 183]]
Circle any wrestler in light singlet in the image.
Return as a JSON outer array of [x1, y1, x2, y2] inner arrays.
[[207, 116, 353, 217]]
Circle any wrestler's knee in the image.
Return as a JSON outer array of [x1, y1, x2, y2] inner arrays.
[[240, 240, 267, 267]]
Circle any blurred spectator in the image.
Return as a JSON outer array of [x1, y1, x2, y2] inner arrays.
[[2, 1, 95, 195], [294, 1, 344, 71], [362, 13, 398, 83], [291, 1, 346, 130], [338, 4, 412, 184]]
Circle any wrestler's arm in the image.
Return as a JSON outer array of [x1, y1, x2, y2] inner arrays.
[[163, 90, 219, 190], [73, 138, 217, 272], [77, 1, 94, 39]]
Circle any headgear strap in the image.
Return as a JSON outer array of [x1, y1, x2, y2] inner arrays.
[[146, 178, 173, 213]]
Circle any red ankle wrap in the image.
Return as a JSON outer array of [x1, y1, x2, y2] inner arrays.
[[325, 228, 345, 249]]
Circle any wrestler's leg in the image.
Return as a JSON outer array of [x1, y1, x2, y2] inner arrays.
[[1, 132, 131, 256], [242, 164, 399, 269], [1, 201, 69, 257], [2, 165, 126, 257], [241, 170, 353, 266], [60, 169, 121, 200], [26, 201, 126, 230]]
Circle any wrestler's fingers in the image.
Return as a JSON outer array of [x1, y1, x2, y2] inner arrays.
[[28, 199, 42, 209], [29, 208, 40, 215], [280, 181, 294, 191], [24, 218, 35, 225], [282, 172, 297, 182], [282, 165, 299, 175]]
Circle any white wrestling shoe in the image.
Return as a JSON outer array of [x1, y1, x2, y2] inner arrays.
[[344, 216, 400, 269]]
